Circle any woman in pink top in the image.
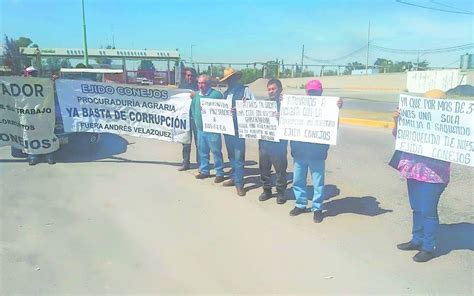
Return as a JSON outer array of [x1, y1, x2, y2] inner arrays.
[[392, 89, 451, 263]]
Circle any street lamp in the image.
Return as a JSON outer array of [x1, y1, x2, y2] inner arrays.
[[81, 0, 89, 66]]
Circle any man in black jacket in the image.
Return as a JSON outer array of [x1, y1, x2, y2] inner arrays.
[[178, 67, 199, 171]]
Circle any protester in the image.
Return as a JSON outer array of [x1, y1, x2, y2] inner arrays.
[[178, 67, 199, 171], [289, 79, 343, 223], [258, 79, 288, 204], [392, 89, 451, 263], [19, 66, 56, 165], [219, 68, 255, 196], [191, 74, 225, 183]]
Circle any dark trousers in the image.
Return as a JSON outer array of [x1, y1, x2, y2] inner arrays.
[[182, 120, 199, 166], [407, 179, 446, 252], [259, 144, 288, 192]]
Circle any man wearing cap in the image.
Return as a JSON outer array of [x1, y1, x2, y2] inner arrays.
[[191, 74, 225, 183], [289, 79, 343, 223], [16, 67, 57, 165], [219, 68, 255, 196], [178, 67, 199, 171], [258, 78, 288, 204]]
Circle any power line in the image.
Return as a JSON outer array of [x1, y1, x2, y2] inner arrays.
[[304, 45, 367, 63], [371, 43, 474, 54], [430, 0, 473, 14], [442, 58, 461, 67], [396, 0, 473, 15], [303, 43, 472, 64]]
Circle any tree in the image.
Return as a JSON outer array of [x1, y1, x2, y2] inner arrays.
[[60, 59, 72, 69], [374, 58, 393, 73], [264, 60, 279, 78], [240, 68, 262, 84], [323, 69, 338, 76], [95, 45, 113, 66], [414, 60, 429, 71], [2, 35, 36, 75], [138, 60, 155, 71], [200, 65, 225, 78], [45, 57, 72, 72], [343, 61, 365, 75], [15, 37, 33, 48]]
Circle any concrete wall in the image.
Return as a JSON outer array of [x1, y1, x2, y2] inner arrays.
[[406, 69, 469, 93], [279, 73, 407, 91]]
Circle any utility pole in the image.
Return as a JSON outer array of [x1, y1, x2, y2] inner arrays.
[[416, 53, 420, 71], [301, 44, 305, 77], [365, 21, 371, 75], [81, 0, 89, 66], [190, 44, 196, 65]]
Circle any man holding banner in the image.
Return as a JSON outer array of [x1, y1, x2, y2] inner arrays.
[[287, 80, 343, 223], [220, 68, 255, 196], [1, 69, 59, 165], [258, 79, 288, 204], [191, 75, 225, 183], [178, 67, 199, 171]]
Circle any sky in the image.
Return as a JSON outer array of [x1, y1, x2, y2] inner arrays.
[[1, 0, 473, 69]]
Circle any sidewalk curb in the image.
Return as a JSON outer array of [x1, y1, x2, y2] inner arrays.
[[340, 117, 394, 129]]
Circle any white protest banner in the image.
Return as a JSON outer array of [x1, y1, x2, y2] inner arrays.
[[55, 79, 192, 143], [200, 98, 235, 135], [277, 95, 340, 145], [0, 76, 59, 154], [395, 94, 474, 167], [236, 100, 279, 141]]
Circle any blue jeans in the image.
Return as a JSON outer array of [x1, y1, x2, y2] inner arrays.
[[224, 135, 245, 187], [198, 131, 224, 177], [407, 179, 446, 252], [293, 157, 325, 211]]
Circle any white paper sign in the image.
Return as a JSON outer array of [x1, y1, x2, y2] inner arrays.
[[0, 76, 59, 154], [55, 79, 192, 143], [236, 100, 279, 142], [395, 95, 474, 167], [277, 95, 340, 145], [200, 98, 235, 135]]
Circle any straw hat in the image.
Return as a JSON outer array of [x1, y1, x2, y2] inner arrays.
[[219, 67, 242, 82], [424, 89, 447, 99]]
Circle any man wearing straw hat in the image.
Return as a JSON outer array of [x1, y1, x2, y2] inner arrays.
[[219, 68, 255, 196]]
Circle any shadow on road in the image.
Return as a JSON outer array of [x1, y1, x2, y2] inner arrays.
[[436, 223, 474, 257], [324, 196, 392, 218], [55, 133, 129, 163]]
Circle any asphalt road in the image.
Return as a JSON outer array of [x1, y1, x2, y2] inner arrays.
[[1, 125, 473, 294]]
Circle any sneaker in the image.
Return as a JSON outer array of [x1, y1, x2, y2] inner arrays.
[[28, 156, 40, 166], [258, 189, 272, 201], [223, 179, 235, 187], [178, 164, 190, 171], [276, 191, 286, 204], [236, 187, 246, 196], [214, 176, 225, 183], [45, 154, 56, 165], [313, 210, 324, 223], [397, 241, 421, 251], [195, 173, 209, 179], [413, 250, 435, 262], [289, 207, 306, 216]]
